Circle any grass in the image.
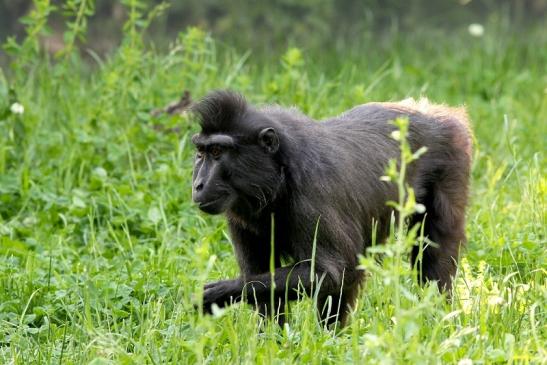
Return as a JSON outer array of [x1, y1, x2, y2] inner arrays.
[[0, 11, 546, 365]]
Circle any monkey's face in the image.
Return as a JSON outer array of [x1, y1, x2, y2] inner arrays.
[[191, 128, 281, 215], [191, 134, 237, 215]]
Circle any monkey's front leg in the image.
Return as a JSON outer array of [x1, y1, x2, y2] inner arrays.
[[202, 276, 277, 313], [202, 262, 338, 313], [202, 278, 244, 313]]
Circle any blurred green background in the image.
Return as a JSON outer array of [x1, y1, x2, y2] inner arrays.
[[2, 0, 546, 58]]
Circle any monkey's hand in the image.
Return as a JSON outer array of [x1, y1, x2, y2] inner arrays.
[[202, 278, 243, 314]]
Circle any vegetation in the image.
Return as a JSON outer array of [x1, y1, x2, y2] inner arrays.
[[0, 1, 545, 363]]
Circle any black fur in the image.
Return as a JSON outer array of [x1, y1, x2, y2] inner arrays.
[[191, 90, 472, 326]]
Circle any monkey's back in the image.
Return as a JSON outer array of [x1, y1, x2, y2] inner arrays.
[[312, 100, 471, 245], [322, 99, 471, 184]]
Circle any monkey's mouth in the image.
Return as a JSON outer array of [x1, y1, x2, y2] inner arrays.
[[198, 196, 228, 214]]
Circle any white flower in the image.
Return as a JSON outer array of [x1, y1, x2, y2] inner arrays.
[[93, 167, 108, 178], [468, 24, 484, 37], [458, 359, 473, 365], [10, 102, 24, 115], [415, 203, 426, 214], [488, 295, 504, 306]]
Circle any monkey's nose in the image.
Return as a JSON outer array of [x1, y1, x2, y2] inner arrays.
[[194, 181, 204, 192]]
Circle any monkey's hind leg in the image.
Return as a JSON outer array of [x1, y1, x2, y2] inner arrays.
[[412, 185, 468, 293]]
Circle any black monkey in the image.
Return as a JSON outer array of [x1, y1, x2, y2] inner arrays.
[[191, 91, 472, 325]]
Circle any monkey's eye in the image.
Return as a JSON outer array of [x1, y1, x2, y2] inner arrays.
[[210, 145, 222, 159], [196, 151, 204, 160]]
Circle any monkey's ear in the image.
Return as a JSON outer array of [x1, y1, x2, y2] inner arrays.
[[258, 128, 280, 154]]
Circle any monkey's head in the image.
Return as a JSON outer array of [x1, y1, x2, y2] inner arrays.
[[191, 90, 285, 216]]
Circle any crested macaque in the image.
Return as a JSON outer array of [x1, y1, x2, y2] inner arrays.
[[191, 90, 472, 325]]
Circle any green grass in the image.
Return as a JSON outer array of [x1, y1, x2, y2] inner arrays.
[[1, 16, 546, 365]]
